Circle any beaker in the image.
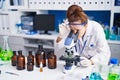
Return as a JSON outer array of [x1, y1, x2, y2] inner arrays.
[[1, 36, 13, 61]]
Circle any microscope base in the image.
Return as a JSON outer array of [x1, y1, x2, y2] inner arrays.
[[62, 65, 77, 74]]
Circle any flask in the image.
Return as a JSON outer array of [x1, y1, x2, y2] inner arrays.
[[27, 51, 34, 65], [27, 58, 33, 71], [90, 72, 103, 80], [1, 36, 13, 61], [16, 50, 25, 70], [35, 45, 46, 67], [11, 51, 17, 66], [107, 58, 120, 80], [90, 64, 103, 80], [47, 51, 57, 69]]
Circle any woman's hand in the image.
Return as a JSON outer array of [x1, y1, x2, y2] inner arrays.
[[59, 23, 70, 38], [80, 57, 92, 67], [56, 20, 70, 43], [70, 24, 87, 39], [78, 27, 86, 39], [56, 36, 62, 43]]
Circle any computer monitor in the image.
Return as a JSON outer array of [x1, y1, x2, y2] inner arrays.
[[33, 14, 55, 35]]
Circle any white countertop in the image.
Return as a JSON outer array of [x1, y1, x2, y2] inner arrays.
[[0, 60, 93, 80]]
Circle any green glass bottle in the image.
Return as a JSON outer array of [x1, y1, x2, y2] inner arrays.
[[1, 36, 13, 61], [107, 58, 120, 80], [104, 24, 110, 40]]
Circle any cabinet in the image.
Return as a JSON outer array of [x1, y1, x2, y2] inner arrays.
[[22, 34, 58, 55], [0, 11, 22, 35], [28, 0, 111, 10], [8, 0, 28, 10], [6, 0, 118, 32], [110, 0, 120, 29], [4, 0, 118, 28]]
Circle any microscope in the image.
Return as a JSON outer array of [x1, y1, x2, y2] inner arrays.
[[59, 30, 80, 73]]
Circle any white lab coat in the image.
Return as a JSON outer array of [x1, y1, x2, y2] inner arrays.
[[56, 20, 111, 65]]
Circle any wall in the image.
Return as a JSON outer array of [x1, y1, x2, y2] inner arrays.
[[48, 10, 111, 32]]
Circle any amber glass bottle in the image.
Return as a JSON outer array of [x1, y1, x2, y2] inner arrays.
[[48, 51, 57, 69], [11, 51, 17, 66], [16, 50, 25, 70], [27, 51, 34, 65], [35, 45, 46, 67], [27, 58, 33, 71]]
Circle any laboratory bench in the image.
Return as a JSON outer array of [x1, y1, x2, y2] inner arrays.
[[0, 60, 93, 80]]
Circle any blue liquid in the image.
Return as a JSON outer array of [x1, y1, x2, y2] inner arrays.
[[90, 72, 103, 80], [109, 34, 116, 40]]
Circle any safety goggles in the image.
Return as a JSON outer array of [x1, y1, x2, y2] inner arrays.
[[68, 22, 87, 27]]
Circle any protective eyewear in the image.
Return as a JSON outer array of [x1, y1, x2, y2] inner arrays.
[[68, 22, 87, 27]]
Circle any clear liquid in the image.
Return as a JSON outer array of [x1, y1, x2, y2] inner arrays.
[[107, 73, 119, 80], [1, 49, 13, 61]]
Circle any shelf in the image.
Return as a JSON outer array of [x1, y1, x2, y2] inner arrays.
[[113, 6, 120, 13], [0, 32, 58, 40], [24, 44, 54, 49], [107, 40, 120, 44]]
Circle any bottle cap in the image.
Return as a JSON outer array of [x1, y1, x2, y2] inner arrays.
[[18, 50, 22, 53], [13, 51, 16, 54], [110, 58, 118, 64]]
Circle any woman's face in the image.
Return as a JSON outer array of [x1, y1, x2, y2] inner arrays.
[[68, 20, 87, 38]]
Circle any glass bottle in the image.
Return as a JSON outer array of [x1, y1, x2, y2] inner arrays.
[[1, 36, 13, 61], [35, 45, 46, 67], [47, 51, 57, 69], [16, 50, 25, 70], [35, 45, 41, 67], [27, 51, 34, 65], [27, 58, 33, 71], [104, 23, 110, 40], [109, 26, 117, 40], [107, 58, 120, 80], [11, 51, 17, 66]]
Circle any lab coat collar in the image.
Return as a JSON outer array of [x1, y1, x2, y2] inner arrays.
[[83, 20, 93, 41]]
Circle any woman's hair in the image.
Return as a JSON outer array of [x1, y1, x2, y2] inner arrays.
[[67, 5, 88, 23]]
